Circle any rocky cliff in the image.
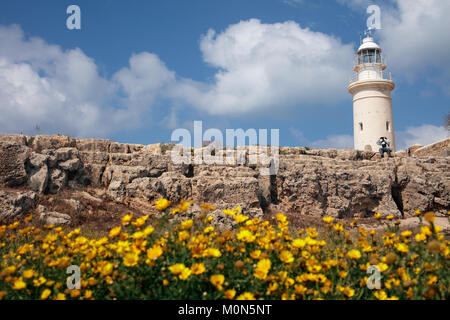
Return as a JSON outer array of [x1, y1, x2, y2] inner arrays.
[[0, 134, 449, 225]]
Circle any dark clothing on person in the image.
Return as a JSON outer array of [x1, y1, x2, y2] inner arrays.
[[377, 138, 392, 158]]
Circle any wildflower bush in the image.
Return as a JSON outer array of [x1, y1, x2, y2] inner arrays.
[[0, 200, 448, 300]]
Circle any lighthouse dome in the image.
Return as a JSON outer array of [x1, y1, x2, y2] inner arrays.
[[357, 37, 381, 53]]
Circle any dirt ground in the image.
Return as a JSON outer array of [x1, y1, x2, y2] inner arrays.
[[2, 186, 449, 239]]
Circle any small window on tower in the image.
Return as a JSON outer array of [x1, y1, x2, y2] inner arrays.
[[359, 123, 363, 131], [386, 121, 390, 132]]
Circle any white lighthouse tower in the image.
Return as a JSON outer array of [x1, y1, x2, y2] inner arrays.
[[348, 33, 396, 152]]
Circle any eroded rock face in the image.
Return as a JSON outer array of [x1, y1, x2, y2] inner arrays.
[[38, 205, 71, 225], [0, 134, 449, 220], [0, 190, 37, 220], [413, 138, 449, 157], [0, 142, 29, 187]]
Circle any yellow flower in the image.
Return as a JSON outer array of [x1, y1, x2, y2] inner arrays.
[[24, 214, 33, 222], [147, 245, 163, 261], [8, 221, 20, 229], [179, 267, 192, 280], [155, 198, 171, 211], [235, 214, 249, 223], [131, 231, 145, 240], [169, 263, 187, 275], [276, 213, 287, 223], [401, 230, 412, 237], [109, 226, 121, 238], [236, 292, 256, 300], [178, 230, 190, 241], [279, 250, 294, 263], [333, 223, 344, 232], [292, 238, 307, 249], [415, 233, 426, 242], [56, 293, 66, 300], [210, 274, 225, 291], [143, 226, 155, 237], [121, 213, 133, 225], [377, 263, 389, 272], [13, 278, 26, 290], [420, 226, 432, 236], [254, 258, 271, 280], [385, 215, 394, 220], [204, 247, 221, 258], [191, 263, 206, 275], [179, 219, 193, 230], [100, 262, 113, 277], [414, 209, 422, 216], [223, 209, 237, 216], [23, 269, 34, 279], [374, 212, 382, 219], [395, 243, 409, 253], [70, 290, 81, 298], [40, 289, 51, 300], [201, 203, 216, 211], [323, 217, 334, 224], [347, 249, 361, 260], [374, 290, 388, 300], [85, 290, 93, 299], [33, 276, 47, 287], [250, 250, 261, 259], [132, 215, 149, 227], [236, 229, 256, 243], [123, 252, 139, 267], [337, 286, 355, 298], [203, 226, 214, 234], [224, 289, 236, 300]]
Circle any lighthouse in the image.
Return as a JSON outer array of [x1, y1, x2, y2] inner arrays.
[[348, 34, 396, 152]]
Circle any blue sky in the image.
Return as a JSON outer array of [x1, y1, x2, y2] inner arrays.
[[0, 0, 448, 150]]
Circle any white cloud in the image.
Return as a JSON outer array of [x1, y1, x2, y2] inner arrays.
[[174, 19, 354, 116], [336, 0, 373, 10], [291, 124, 449, 150], [114, 52, 175, 108], [310, 134, 354, 149], [0, 25, 178, 137], [0, 26, 115, 137], [283, 0, 305, 7], [290, 128, 354, 149], [161, 107, 179, 130], [395, 124, 449, 150], [379, 0, 450, 90], [337, 0, 450, 93], [2, 8, 449, 138], [0, 21, 355, 136]]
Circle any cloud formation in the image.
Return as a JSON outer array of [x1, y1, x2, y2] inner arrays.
[[0, 25, 177, 137], [379, 0, 450, 93], [0, 21, 355, 136], [1, 4, 449, 142], [337, 0, 450, 93], [291, 124, 448, 150], [175, 19, 354, 115]]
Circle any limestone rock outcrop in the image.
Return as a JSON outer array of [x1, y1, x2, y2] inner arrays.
[[0, 134, 448, 222], [0, 190, 37, 219]]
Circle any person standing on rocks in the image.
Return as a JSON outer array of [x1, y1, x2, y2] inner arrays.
[[377, 137, 392, 158]]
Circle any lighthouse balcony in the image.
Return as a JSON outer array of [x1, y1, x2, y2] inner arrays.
[[349, 70, 392, 85]]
